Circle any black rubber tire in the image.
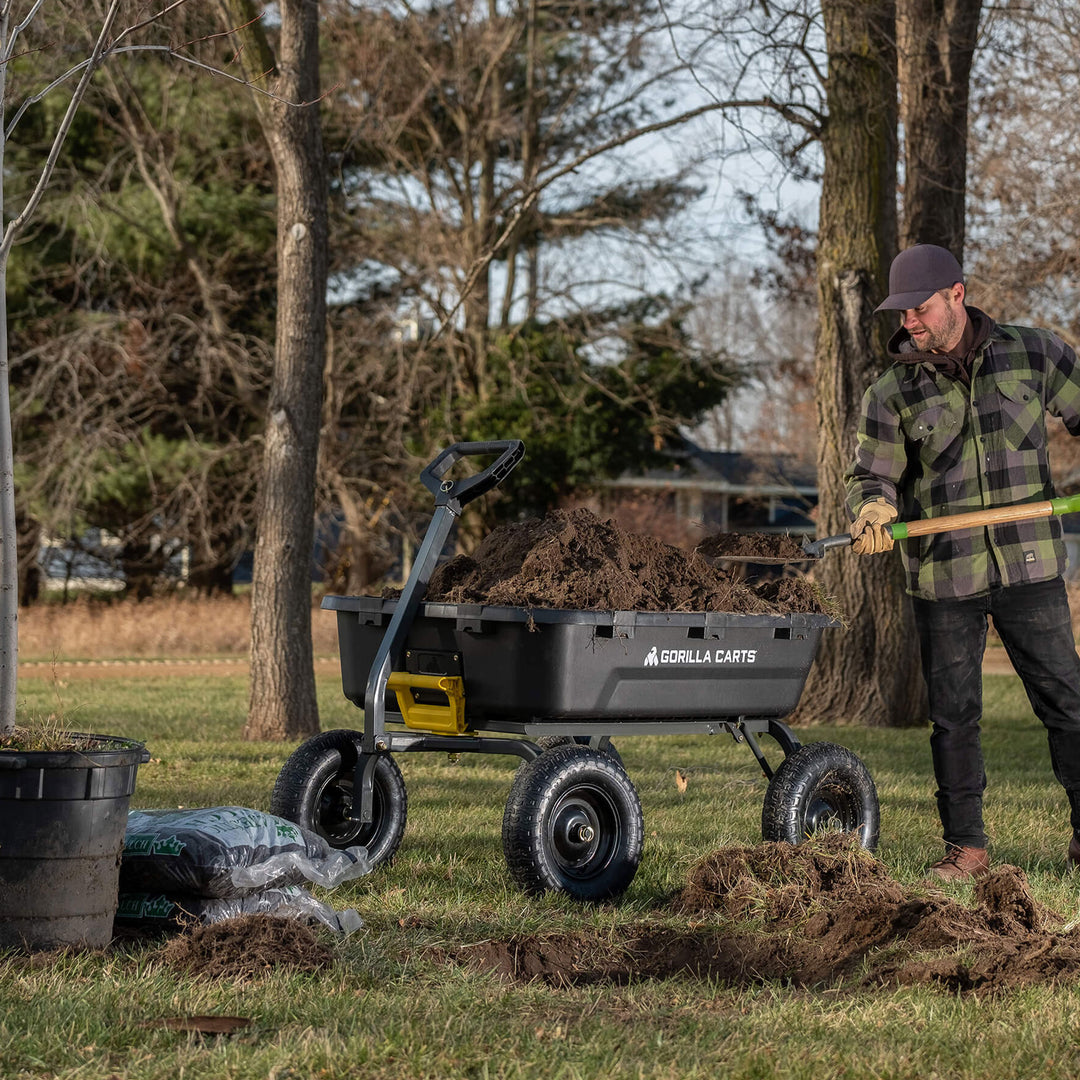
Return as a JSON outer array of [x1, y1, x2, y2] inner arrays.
[[502, 745, 643, 900], [270, 729, 408, 866], [535, 735, 625, 771], [760, 741, 880, 850]]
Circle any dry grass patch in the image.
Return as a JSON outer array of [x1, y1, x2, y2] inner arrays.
[[18, 594, 340, 661]]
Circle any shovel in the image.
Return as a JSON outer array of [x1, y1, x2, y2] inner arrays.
[[710, 493, 1080, 563]]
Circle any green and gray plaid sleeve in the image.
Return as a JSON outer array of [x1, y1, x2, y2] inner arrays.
[[843, 323, 1080, 600]]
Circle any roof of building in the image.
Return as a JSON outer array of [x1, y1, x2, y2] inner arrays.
[[606, 438, 817, 497]]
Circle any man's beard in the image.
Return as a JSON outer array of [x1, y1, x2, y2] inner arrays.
[[920, 302, 966, 354]]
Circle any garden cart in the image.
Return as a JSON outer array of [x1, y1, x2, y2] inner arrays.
[[271, 441, 880, 901]]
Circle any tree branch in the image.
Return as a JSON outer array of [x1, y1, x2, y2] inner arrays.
[[439, 94, 822, 339], [0, 0, 125, 262]]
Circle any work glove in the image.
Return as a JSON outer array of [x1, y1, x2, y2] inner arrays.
[[851, 496, 897, 556]]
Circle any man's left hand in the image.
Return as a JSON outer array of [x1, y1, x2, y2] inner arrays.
[[851, 497, 897, 556]]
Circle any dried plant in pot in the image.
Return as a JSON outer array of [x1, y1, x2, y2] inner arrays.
[[0, 721, 149, 950]]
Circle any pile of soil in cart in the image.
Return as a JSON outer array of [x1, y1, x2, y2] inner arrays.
[[695, 531, 810, 561], [421, 507, 831, 615], [158, 915, 334, 979], [441, 837, 1080, 994]]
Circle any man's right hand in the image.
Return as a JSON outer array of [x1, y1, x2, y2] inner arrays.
[[851, 497, 898, 555]]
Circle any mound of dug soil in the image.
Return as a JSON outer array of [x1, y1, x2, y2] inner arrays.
[[159, 915, 334, 980], [444, 838, 1080, 994], [423, 508, 830, 615], [695, 531, 811, 561]]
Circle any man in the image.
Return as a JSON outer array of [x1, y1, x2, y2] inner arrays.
[[845, 243, 1080, 881]]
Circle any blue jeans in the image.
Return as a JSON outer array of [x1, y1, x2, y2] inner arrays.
[[911, 577, 1080, 850]]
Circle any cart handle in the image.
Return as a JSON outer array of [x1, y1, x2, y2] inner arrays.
[[420, 440, 525, 514]]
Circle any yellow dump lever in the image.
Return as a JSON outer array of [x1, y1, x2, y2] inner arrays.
[[385, 672, 468, 735]]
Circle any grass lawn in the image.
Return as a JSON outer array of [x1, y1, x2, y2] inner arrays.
[[5, 668, 1080, 1079]]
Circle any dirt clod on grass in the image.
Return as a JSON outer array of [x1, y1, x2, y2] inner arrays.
[[442, 837, 1080, 994], [158, 915, 333, 980], [422, 508, 831, 615]]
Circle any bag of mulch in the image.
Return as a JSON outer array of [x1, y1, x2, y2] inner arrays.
[[120, 806, 371, 899], [115, 886, 364, 936]]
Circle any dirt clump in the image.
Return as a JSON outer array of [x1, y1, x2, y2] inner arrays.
[[158, 915, 334, 979], [423, 508, 830, 615], [695, 532, 811, 562], [673, 835, 902, 922], [443, 837, 1080, 994]]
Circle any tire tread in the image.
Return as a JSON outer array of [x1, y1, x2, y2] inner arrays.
[[271, 729, 408, 865], [502, 745, 642, 900], [760, 741, 879, 850]]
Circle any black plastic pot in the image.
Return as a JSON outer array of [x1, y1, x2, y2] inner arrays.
[[0, 733, 148, 950]]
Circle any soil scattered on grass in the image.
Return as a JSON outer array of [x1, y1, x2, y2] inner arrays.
[[423, 508, 830, 615], [440, 837, 1080, 994], [159, 915, 333, 979], [147, 842, 1080, 994]]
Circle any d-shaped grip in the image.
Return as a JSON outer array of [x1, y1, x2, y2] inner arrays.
[[420, 440, 525, 512]]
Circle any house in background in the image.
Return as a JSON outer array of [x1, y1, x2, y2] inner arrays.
[[575, 438, 818, 551]]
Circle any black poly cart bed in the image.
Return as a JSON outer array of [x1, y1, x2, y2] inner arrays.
[[329, 595, 832, 729]]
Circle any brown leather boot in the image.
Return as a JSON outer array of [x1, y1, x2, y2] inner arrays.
[[928, 845, 990, 882], [1068, 836, 1080, 870]]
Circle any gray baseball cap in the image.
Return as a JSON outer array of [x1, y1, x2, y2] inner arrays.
[[875, 244, 964, 312]]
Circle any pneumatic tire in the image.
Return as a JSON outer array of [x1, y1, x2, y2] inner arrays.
[[535, 735, 625, 771], [502, 745, 643, 900], [761, 741, 879, 850], [271, 729, 408, 866]]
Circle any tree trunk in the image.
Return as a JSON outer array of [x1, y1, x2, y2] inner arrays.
[[794, 0, 926, 727], [223, 0, 328, 741], [897, 0, 982, 253], [0, 261, 15, 736], [17, 512, 41, 607], [327, 481, 390, 594]]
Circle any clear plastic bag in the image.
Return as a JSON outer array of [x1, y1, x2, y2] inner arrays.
[[116, 885, 364, 935], [121, 806, 372, 899]]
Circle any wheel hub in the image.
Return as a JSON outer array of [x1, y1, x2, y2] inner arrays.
[[318, 777, 379, 846], [805, 791, 847, 832], [553, 802, 600, 864]]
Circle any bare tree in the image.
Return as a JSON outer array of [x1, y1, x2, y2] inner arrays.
[[637, 0, 915, 723], [324, 0, 718, 386], [316, 0, 828, 572], [0, 0, 213, 735], [792, 0, 927, 727], [218, 0, 327, 741], [897, 0, 982, 253], [0, 0, 323, 739], [962, 2, 1080, 491], [965, 0, 1080, 337], [689, 276, 818, 465], [669, 0, 996, 725], [6, 6, 306, 602]]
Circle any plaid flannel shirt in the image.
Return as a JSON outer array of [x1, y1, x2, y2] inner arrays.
[[844, 312, 1080, 600]]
